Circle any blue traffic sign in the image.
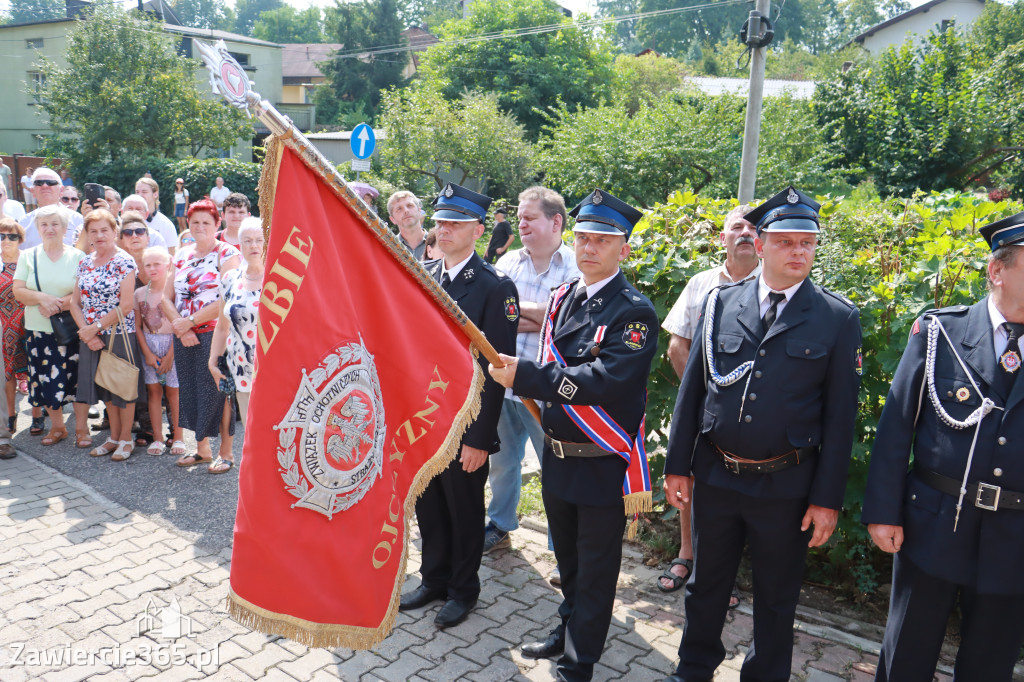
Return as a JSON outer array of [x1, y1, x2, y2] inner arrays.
[[350, 123, 376, 160]]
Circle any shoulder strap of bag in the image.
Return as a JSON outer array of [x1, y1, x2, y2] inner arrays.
[[32, 248, 40, 292], [112, 306, 135, 367]]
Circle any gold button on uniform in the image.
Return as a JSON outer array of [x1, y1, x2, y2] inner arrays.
[[744, 415, 752, 423], [749, 393, 757, 401], [998, 437, 1007, 445], [994, 468, 1004, 477], [759, 349, 766, 357], [754, 371, 762, 378]]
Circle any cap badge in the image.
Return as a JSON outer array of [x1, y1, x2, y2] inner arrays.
[[593, 190, 603, 205], [786, 188, 799, 204], [444, 184, 454, 198]]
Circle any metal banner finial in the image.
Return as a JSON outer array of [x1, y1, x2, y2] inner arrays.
[[195, 39, 256, 114]]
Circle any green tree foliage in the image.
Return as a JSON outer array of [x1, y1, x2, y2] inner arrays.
[[417, 0, 614, 140], [594, 0, 641, 53], [252, 6, 325, 43], [168, 0, 234, 30], [814, 29, 996, 196], [233, 0, 283, 36], [539, 89, 836, 208], [611, 53, 686, 115], [631, 188, 1019, 595], [34, 5, 252, 170], [2, 0, 64, 24], [317, 0, 408, 126], [373, 83, 536, 200], [396, 0, 460, 31]]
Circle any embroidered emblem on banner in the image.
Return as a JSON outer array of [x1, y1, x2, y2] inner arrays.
[[274, 340, 387, 519], [855, 346, 863, 375], [557, 377, 578, 400], [956, 387, 970, 402], [623, 322, 648, 350], [1001, 349, 1021, 373], [504, 296, 519, 322]]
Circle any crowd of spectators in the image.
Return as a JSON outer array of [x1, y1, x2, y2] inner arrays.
[[0, 167, 260, 472]]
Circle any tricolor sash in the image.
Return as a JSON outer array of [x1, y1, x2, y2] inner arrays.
[[539, 282, 653, 536]]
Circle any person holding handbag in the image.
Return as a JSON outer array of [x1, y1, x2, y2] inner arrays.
[[12, 205, 84, 444], [70, 209, 144, 461]]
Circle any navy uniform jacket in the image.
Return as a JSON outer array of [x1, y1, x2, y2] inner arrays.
[[513, 272, 659, 507], [664, 278, 861, 509], [425, 253, 519, 454], [862, 301, 1024, 595]]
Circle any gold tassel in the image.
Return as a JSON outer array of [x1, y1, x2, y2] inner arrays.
[[623, 491, 652, 541], [256, 135, 283, 243]]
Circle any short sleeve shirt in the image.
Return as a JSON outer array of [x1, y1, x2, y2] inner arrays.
[[209, 186, 231, 207], [77, 249, 138, 332], [14, 245, 85, 333], [172, 241, 240, 332], [219, 268, 260, 393], [663, 263, 761, 340]]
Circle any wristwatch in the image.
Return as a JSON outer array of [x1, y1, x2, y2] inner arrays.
[[94, 321, 101, 332], [188, 315, 196, 326]]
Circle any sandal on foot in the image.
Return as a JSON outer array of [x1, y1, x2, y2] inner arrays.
[[90, 438, 119, 457], [147, 441, 166, 456], [175, 452, 211, 467], [29, 416, 45, 435], [41, 429, 68, 446], [208, 457, 234, 474], [729, 586, 741, 609], [170, 440, 187, 456], [656, 558, 694, 593], [111, 441, 133, 462], [75, 432, 93, 449]]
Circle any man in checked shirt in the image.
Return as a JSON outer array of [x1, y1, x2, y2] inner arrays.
[[485, 187, 580, 580]]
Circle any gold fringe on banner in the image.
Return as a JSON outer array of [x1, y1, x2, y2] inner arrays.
[[227, 359, 484, 650], [256, 135, 285, 242]]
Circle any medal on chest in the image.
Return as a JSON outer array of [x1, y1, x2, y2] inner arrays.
[[1000, 348, 1021, 373]]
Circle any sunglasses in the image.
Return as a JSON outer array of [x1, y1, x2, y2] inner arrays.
[[60, 196, 80, 204], [121, 227, 148, 237], [0, 234, 20, 242], [34, 179, 59, 187]]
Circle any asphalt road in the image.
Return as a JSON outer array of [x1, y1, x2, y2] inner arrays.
[[10, 400, 243, 553]]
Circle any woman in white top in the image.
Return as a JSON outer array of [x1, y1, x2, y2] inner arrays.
[[173, 178, 190, 234]]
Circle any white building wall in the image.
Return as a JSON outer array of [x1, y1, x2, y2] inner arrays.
[[859, 0, 985, 53]]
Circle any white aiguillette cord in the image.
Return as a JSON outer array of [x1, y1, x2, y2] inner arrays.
[[924, 316, 1002, 531], [702, 287, 755, 421]]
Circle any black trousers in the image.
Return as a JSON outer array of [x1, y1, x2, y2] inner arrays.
[[875, 553, 1024, 682], [676, 482, 810, 682], [543, 475, 626, 682], [414, 454, 489, 602]]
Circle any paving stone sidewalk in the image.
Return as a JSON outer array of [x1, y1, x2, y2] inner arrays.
[[1, 450, 967, 682]]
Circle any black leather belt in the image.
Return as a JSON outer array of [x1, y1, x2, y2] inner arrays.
[[707, 437, 816, 475], [916, 468, 1024, 512], [545, 436, 611, 459]]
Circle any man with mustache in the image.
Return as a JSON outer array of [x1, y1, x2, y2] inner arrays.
[[656, 204, 758, 600]]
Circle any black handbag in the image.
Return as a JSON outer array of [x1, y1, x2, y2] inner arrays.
[[33, 249, 79, 346]]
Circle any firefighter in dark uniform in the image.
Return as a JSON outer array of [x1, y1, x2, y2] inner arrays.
[[662, 187, 862, 682], [398, 183, 519, 628], [862, 211, 1024, 682], [488, 189, 659, 682]]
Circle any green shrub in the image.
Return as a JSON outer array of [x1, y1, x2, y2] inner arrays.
[[629, 188, 1023, 595]]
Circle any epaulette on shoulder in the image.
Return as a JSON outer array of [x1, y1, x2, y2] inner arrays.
[[423, 257, 442, 271], [479, 261, 500, 278], [620, 285, 653, 307], [924, 304, 970, 316], [821, 286, 855, 308]]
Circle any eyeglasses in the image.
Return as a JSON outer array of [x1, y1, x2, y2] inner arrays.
[[121, 227, 148, 237], [0, 234, 20, 242], [60, 196, 80, 204], [33, 179, 59, 187]]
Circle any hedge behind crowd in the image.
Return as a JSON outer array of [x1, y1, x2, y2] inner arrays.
[[68, 156, 262, 217], [628, 187, 1020, 594]]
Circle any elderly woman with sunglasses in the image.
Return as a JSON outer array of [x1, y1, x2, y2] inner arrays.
[[12, 205, 85, 443], [161, 199, 240, 473], [71, 209, 145, 461]]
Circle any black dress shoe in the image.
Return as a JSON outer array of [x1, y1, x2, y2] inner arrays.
[[663, 675, 711, 682], [522, 627, 565, 659], [433, 598, 475, 628], [398, 585, 445, 611]]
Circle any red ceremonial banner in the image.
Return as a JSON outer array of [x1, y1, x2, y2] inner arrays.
[[227, 140, 483, 648]]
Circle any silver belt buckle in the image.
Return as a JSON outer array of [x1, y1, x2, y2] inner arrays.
[[975, 482, 1002, 511], [723, 456, 741, 475], [551, 439, 565, 459]]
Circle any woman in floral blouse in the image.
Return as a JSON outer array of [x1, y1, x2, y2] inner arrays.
[[71, 209, 144, 461], [209, 217, 263, 421], [160, 198, 240, 473]]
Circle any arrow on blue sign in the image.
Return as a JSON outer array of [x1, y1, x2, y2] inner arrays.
[[351, 123, 376, 160]]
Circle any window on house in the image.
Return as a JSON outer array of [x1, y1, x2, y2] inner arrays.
[[27, 71, 46, 103], [25, 38, 43, 49], [228, 52, 250, 66], [941, 19, 956, 32]]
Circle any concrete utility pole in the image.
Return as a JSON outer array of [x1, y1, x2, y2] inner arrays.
[[737, 0, 771, 203]]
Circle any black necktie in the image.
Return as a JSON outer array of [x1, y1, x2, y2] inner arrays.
[[1000, 322, 1024, 391], [440, 272, 451, 289], [565, 285, 588, 318], [763, 292, 786, 333]]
